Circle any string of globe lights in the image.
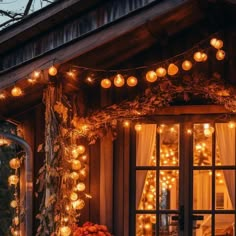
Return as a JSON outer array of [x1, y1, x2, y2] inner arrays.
[[0, 34, 226, 99], [8, 152, 24, 236]]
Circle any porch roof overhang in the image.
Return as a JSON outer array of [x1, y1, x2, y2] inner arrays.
[[0, 0, 236, 119]]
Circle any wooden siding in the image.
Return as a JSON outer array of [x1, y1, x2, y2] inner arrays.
[[1, 0, 166, 71]]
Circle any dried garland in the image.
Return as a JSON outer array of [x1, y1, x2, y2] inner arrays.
[[71, 72, 236, 144]]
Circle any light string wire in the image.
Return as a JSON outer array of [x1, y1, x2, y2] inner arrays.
[[0, 31, 223, 95], [65, 31, 221, 74]]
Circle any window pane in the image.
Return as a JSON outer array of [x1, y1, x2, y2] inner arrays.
[[136, 124, 157, 166], [215, 214, 235, 235], [193, 124, 213, 166], [215, 123, 236, 166], [192, 214, 211, 236], [136, 214, 156, 236], [193, 170, 212, 210], [215, 170, 235, 210], [159, 170, 179, 210], [159, 214, 179, 235], [136, 170, 156, 210], [159, 124, 179, 167]]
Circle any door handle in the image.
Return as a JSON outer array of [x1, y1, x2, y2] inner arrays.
[[192, 215, 204, 221]]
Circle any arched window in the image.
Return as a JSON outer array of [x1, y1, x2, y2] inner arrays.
[[0, 130, 33, 236]]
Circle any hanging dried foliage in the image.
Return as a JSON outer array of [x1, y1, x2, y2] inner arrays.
[[36, 70, 236, 235], [71, 72, 236, 144]]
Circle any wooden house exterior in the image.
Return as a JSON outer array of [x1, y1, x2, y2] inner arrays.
[[0, 0, 236, 235]]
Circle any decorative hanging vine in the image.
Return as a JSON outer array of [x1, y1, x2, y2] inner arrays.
[[71, 71, 236, 144]]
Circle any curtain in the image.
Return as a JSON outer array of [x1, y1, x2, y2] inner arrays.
[[136, 124, 157, 209], [216, 123, 235, 208], [100, 131, 113, 230]]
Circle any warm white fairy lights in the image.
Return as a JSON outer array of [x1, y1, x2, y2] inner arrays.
[[0, 35, 226, 100], [8, 155, 22, 236], [57, 142, 91, 235]]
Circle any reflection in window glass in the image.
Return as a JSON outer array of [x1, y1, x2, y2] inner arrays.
[[136, 214, 156, 236], [159, 124, 179, 167], [192, 214, 211, 236], [193, 124, 213, 166], [193, 170, 212, 210], [136, 171, 156, 210], [215, 214, 235, 235], [159, 214, 178, 235], [159, 170, 179, 210], [215, 170, 235, 210]]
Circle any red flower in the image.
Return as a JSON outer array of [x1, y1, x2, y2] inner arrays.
[[73, 222, 112, 236]]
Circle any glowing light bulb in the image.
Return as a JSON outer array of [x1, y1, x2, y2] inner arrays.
[[210, 38, 217, 47], [156, 67, 166, 77], [168, 63, 179, 76], [201, 53, 208, 62], [67, 70, 75, 78], [9, 158, 21, 169], [11, 86, 23, 97], [146, 70, 157, 82], [135, 123, 142, 132], [8, 175, 19, 185], [70, 171, 79, 180], [32, 70, 40, 78], [10, 200, 18, 208], [81, 155, 87, 161], [72, 199, 85, 210], [228, 121, 235, 129], [101, 78, 111, 88], [127, 76, 138, 87], [182, 60, 192, 71], [71, 160, 81, 170], [193, 52, 203, 62], [114, 74, 125, 87], [123, 120, 130, 127], [78, 145, 85, 154], [70, 192, 78, 201], [210, 38, 223, 49], [77, 182, 86, 191], [48, 66, 57, 76], [186, 129, 192, 135], [0, 92, 6, 100], [216, 50, 226, 60], [60, 226, 71, 236]]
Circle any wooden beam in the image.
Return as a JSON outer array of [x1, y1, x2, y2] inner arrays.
[[157, 105, 229, 115]]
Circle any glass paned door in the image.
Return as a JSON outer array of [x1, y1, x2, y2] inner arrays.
[[192, 123, 236, 236], [135, 123, 181, 236], [134, 122, 236, 236]]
